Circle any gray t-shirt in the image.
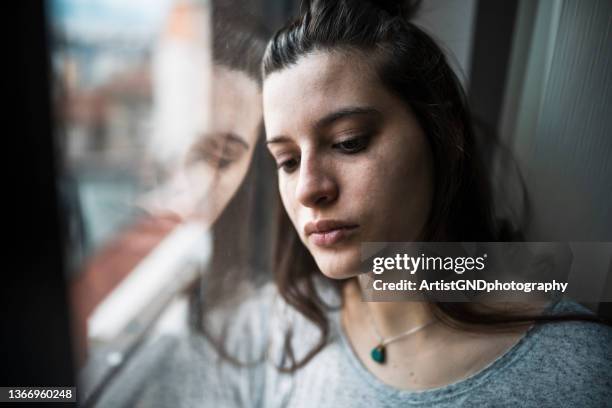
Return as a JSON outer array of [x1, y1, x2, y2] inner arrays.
[[92, 284, 612, 407]]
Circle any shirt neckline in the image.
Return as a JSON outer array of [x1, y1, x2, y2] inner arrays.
[[330, 301, 559, 404]]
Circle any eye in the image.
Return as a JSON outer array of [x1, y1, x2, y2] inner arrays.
[[187, 133, 247, 170], [333, 134, 371, 154], [277, 157, 299, 173]]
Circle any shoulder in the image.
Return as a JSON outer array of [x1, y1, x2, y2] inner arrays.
[[532, 300, 612, 360], [508, 300, 612, 405], [196, 281, 331, 362], [196, 282, 282, 360], [92, 283, 285, 408], [206, 277, 342, 367]]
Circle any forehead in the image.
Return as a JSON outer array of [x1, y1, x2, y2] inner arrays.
[[263, 51, 383, 136], [212, 66, 261, 143]]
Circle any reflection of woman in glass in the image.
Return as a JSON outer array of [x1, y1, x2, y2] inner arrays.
[[97, 1, 611, 407], [144, 0, 265, 224], [80, 1, 271, 402]]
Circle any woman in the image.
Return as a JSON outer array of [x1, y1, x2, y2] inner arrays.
[[259, 0, 611, 406], [95, 1, 611, 407]]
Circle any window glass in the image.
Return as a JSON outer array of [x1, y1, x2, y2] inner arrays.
[[50, 0, 278, 401]]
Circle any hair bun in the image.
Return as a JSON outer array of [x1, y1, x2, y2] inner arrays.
[[368, 0, 421, 20], [300, 0, 421, 20]]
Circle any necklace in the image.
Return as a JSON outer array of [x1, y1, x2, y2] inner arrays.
[[369, 312, 436, 364]]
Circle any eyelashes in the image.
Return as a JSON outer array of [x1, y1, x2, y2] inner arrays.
[[275, 133, 373, 174], [187, 133, 248, 170], [332, 133, 371, 153], [277, 157, 299, 173]]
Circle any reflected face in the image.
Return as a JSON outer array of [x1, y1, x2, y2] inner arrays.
[[264, 51, 434, 279], [147, 65, 261, 224], [184, 66, 262, 222]]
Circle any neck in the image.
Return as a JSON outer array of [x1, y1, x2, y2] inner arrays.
[[343, 278, 434, 338]]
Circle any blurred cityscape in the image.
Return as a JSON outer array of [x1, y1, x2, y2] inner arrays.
[[51, 0, 176, 253]]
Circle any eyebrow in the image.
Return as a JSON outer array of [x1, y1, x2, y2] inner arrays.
[[223, 133, 249, 149], [315, 106, 381, 129], [266, 106, 382, 145]]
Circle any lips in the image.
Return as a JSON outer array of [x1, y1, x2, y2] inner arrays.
[[304, 219, 359, 247]]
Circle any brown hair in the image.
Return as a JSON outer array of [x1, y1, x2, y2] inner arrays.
[[186, 0, 274, 363], [263, 0, 609, 372]]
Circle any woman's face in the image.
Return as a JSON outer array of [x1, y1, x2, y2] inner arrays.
[[184, 66, 262, 222], [145, 65, 261, 224], [264, 51, 434, 279]]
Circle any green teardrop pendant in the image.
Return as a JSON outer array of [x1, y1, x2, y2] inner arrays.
[[371, 345, 385, 364]]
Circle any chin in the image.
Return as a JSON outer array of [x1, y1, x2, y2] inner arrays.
[[312, 249, 362, 280]]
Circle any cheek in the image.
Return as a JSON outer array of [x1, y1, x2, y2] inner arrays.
[[212, 151, 253, 210], [354, 132, 433, 238], [279, 176, 309, 243], [228, 151, 253, 189], [384, 136, 434, 235], [279, 176, 298, 223], [338, 160, 379, 214], [385, 128, 432, 189]]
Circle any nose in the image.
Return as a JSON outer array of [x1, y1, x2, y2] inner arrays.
[[295, 151, 338, 208]]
